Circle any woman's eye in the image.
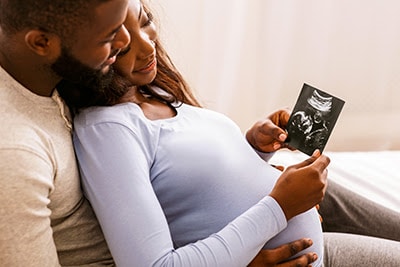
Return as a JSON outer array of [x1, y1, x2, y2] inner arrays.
[[117, 46, 131, 57], [143, 20, 152, 27], [142, 12, 153, 27]]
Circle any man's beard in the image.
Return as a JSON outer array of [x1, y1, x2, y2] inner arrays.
[[53, 46, 116, 109]]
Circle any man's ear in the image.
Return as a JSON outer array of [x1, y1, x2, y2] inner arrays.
[[24, 30, 61, 58]]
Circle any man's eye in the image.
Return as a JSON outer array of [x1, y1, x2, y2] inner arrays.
[[103, 34, 117, 44]]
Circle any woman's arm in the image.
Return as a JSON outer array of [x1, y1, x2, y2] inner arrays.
[[73, 121, 288, 267]]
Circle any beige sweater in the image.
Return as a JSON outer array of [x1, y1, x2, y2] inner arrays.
[[0, 66, 113, 266]]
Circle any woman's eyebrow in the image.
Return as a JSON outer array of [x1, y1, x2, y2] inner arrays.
[[138, 5, 143, 20]]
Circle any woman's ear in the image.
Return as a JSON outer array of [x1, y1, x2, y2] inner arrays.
[[24, 30, 61, 58]]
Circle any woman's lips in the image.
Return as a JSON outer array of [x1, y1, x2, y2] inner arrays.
[[136, 59, 157, 73]]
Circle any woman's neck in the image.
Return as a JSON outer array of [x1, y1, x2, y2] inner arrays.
[[118, 86, 176, 120]]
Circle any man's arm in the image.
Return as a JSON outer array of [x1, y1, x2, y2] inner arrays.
[[0, 148, 60, 266]]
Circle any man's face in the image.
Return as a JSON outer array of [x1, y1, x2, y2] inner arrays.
[[61, 0, 130, 75], [52, 0, 131, 97], [51, 46, 114, 93]]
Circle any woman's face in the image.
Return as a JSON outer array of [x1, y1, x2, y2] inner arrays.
[[113, 0, 157, 86]]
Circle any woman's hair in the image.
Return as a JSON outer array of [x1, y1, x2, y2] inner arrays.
[[138, 40, 202, 108], [0, 0, 108, 40]]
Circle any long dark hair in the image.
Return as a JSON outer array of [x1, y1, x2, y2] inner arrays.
[[140, 39, 202, 107]]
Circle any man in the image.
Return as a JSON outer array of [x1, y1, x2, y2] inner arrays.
[[0, 0, 130, 265]]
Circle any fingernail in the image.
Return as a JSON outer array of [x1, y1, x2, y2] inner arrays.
[[312, 150, 320, 157], [273, 143, 281, 150], [313, 253, 318, 261], [278, 133, 286, 141]]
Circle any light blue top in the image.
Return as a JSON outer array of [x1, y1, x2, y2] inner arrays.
[[73, 102, 323, 267]]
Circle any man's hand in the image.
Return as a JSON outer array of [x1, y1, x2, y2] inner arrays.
[[246, 109, 292, 153], [248, 238, 318, 267]]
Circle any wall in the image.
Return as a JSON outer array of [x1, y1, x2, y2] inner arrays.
[[150, 0, 400, 151]]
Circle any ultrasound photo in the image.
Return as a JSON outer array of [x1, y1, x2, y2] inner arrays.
[[285, 83, 345, 156]]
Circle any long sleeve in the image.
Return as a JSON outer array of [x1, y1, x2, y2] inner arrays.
[[74, 120, 287, 267]]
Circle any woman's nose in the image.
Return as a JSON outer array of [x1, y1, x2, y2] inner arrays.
[[138, 34, 156, 58], [112, 25, 131, 50]]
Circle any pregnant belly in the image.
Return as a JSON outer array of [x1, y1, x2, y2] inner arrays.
[[262, 207, 324, 267]]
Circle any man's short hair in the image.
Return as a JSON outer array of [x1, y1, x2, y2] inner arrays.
[[0, 0, 109, 40]]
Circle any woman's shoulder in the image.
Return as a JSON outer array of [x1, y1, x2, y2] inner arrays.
[[75, 103, 146, 126], [74, 103, 160, 139]]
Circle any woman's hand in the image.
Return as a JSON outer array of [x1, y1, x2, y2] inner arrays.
[[269, 150, 330, 221], [246, 109, 292, 153], [248, 238, 318, 267]]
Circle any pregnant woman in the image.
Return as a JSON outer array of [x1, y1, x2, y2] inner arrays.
[[60, 1, 328, 266]]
